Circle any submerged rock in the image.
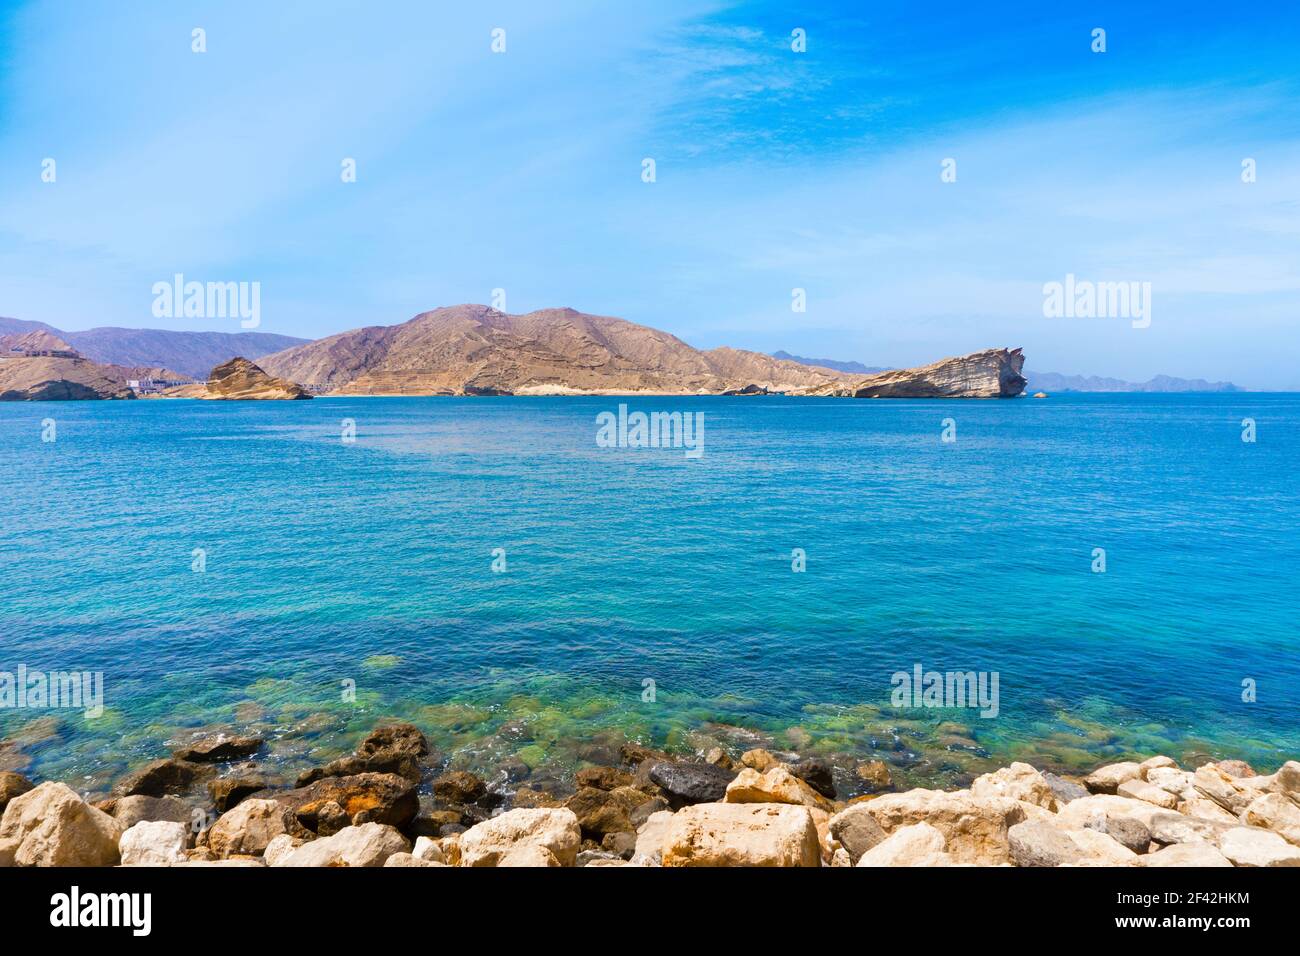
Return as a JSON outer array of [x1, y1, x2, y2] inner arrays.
[[172, 734, 264, 763], [115, 758, 215, 798]]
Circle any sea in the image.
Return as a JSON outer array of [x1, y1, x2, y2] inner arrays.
[[1, 393, 1296, 792]]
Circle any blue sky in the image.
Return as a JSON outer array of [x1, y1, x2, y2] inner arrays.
[[1, 0, 1298, 386]]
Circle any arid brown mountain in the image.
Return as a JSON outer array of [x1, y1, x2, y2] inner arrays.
[[0, 354, 135, 400], [258, 305, 854, 395], [58, 328, 310, 379], [0, 317, 307, 378], [811, 348, 1027, 398]]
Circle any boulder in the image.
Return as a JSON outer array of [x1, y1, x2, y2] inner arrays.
[[828, 802, 889, 863], [207, 798, 300, 858], [1084, 761, 1141, 795], [844, 788, 1026, 865], [432, 771, 487, 805], [0, 772, 34, 817], [1065, 827, 1139, 866], [971, 762, 1057, 810], [109, 794, 194, 830], [789, 757, 837, 799], [119, 820, 188, 866], [660, 803, 822, 867], [459, 808, 581, 867], [1147, 811, 1231, 847], [1007, 818, 1082, 867], [724, 766, 829, 810], [1242, 793, 1300, 847], [1116, 779, 1178, 809], [565, 787, 633, 837], [1216, 760, 1256, 779], [276, 823, 410, 867], [296, 723, 428, 785], [498, 844, 561, 867], [172, 734, 264, 763], [262, 772, 418, 832], [1217, 826, 1300, 867], [1041, 772, 1088, 805], [575, 766, 634, 791], [1082, 813, 1151, 854], [115, 758, 215, 797], [1138, 755, 1177, 779], [855, 760, 893, 791], [740, 749, 782, 773], [209, 775, 274, 813], [857, 822, 951, 867], [632, 810, 675, 865], [1055, 794, 1166, 830], [411, 836, 446, 864], [648, 761, 736, 808], [1141, 842, 1233, 867], [261, 833, 304, 867], [1192, 765, 1252, 814], [1177, 797, 1239, 824], [383, 852, 445, 867], [0, 782, 124, 866]]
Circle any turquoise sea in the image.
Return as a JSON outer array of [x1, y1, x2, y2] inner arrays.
[[1, 393, 1297, 794]]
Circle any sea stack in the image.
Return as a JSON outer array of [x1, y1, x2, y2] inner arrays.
[[203, 357, 312, 400]]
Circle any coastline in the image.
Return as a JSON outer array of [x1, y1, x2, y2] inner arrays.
[[2, 720, 1298, 867]]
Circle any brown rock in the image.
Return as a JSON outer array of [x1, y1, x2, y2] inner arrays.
[[172, 734, 264, 763], [432, 770, 487, 805], [261, 772, 418, 833], [0, 772, 34, 816], [115, 758, 215, 798]]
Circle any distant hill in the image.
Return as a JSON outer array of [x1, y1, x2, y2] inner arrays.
[[0, 319, 308, 379], [259, 305, 854, 395], [771, 351, 890, 375], [1025, 371, 1242, 393], [775, 346, 1242, 393]]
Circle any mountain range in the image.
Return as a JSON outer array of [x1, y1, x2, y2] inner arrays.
[[1, 310, 1244, 397], [0, 317, 306, 379], [773, 351, 1242, 393]]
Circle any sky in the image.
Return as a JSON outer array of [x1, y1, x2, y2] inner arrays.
[[1, 0, 1298, 387]]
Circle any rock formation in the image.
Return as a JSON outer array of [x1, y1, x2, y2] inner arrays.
[[198, 357, 312, 400], [812, 347, 1027, 398]]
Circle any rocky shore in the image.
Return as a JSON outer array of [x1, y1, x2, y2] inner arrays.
[[1, 723, 1297, 867]]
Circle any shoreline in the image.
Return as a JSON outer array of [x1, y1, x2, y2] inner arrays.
[[2, 721, 1297, 867]]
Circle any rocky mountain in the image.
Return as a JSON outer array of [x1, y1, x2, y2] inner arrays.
[[259, 305, 854, 396], [770, 351, 890, 376], [811, 348, 1027, 398], [1024, 371, 1241, 393], [187, 357, 312, 400], [0, 354, 135, 400], [0, 317, 307, 378]]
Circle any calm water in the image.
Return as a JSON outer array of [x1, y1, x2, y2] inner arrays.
[[1, 393, 1297, 793]]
